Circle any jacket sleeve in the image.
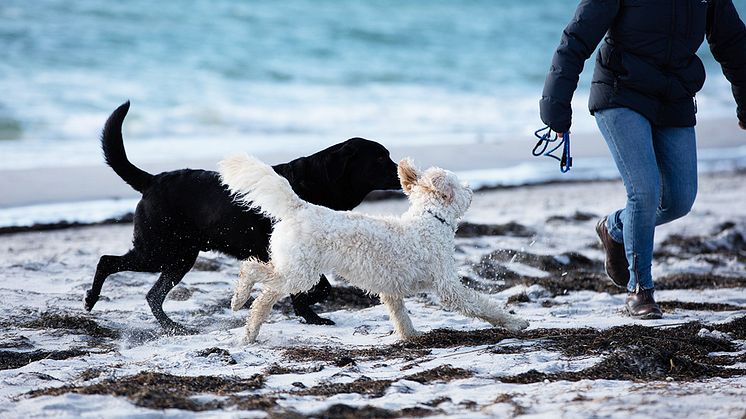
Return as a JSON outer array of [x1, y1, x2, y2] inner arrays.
[[540, 0, 620, 133], [707, 0, 746, 124]]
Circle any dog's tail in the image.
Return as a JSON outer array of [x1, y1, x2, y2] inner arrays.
[[101, 101, 154, 193], [218, 153, 306, 220]]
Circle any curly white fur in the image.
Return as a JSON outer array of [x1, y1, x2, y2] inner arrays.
[[219, 154, 530, 343]]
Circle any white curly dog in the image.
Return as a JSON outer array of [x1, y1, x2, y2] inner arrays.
[[219, 154, 530, 343]]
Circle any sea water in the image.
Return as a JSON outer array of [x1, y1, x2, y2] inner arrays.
[[2, 0, 745, 170]]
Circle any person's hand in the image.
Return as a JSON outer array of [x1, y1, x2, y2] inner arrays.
[[739, 120, 746, 130]]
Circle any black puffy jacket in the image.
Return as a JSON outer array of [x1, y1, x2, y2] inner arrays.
[[540, 0, 746, 133]]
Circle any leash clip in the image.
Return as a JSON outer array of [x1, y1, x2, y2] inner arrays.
[[532, 126, 572, 173]]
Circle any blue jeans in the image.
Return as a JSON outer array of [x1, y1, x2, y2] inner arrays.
[[594, 108, 698, 292]]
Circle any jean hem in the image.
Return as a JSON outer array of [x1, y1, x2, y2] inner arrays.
[[627, 284, 655, 293], [606, 213, 625, 244]]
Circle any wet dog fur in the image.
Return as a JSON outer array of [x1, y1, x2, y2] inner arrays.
[[220, 154, 530, 343]]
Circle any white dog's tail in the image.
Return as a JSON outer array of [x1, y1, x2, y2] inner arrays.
[[218, 153, 306, 220]]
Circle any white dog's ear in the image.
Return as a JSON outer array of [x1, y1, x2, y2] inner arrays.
[[423, 171, 454, 203], [398, 158, 420, 194]]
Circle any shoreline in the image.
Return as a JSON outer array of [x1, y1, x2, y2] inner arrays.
[[2, 168, 745, 235], [2, 160, 745, 231], [1, 116, 744, 210], [1, 117, 744, 229]]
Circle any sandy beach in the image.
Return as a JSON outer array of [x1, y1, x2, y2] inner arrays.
[[5, 1, 746, 417], [1, 170, 744, 418]]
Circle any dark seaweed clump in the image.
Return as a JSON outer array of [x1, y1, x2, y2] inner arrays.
[[284, 317, 746, 385], [456, 221, 535, 238], [22, 312, 119, 339], [297, 366, 473, 399], [0, 213, 134, 235], [195, 347, 237, 365], [0, 349, 89, 371], [306, 403, 436, 419], [29, 371, 268, 412], [473, 249, 615, 294]]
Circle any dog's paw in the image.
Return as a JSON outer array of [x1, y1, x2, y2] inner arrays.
[[165, 323, 199, 336], [231, 290, 251, 312], [230, 295, 242, 312], [503, 317, 530, 332], [242, 332, 259, 345], [399, 329, 424, 341], [302, 314, 335, 326], [83, 290, 98, 311]]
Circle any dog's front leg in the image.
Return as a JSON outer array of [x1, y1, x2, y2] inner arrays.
[[244, 288, 281, 344], [435, 277, 529, 332], [379, 293, 420, 339]]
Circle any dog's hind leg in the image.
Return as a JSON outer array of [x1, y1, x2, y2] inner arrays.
[[290, 274, 335, 326], [435, 277, 529, 332], [380, 293, 419, 339], [244, 287, 282, 344], [85, 250, 156, 311], [146, 251, 199, 335]]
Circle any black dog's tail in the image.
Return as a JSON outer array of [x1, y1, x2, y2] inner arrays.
[[101, 101, 153, 193]]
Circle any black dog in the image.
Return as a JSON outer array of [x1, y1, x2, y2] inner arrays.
[[84, 102, 400, 333]]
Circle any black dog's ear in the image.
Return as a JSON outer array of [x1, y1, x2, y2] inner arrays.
[[323, 141, 358, 184]]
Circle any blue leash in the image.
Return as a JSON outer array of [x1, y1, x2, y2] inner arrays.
[[532, 126, 572, 173]]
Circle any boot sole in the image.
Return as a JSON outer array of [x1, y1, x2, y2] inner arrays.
[[626, 307, 663, 320]]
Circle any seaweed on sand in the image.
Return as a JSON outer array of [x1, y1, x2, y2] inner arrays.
[[658, 300, 746, 312], [456, 221, 535, 238], [501, 319, 746, 383], [0, 349, 89, 371], [297, 366, 473, 398], [473, 249, 618, 295], [306, 403, 436, 418], [283, 345, 429, 364], [286, 318, 746, 385], [28, 371, 269, 412], [22, 312, 119, 339]]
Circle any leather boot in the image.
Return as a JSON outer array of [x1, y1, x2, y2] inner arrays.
[[596, 216, 630, 288], [625, 288, 663, 319]]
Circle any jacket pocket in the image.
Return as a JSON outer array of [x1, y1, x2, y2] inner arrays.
[[599, 44, 626, 76]]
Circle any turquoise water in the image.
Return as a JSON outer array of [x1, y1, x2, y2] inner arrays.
[[1, 0, 745, 168]]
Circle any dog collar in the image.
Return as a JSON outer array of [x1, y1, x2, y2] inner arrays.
[[426, 209, 455, 230]]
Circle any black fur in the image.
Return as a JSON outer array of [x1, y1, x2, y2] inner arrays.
[[85, 102, 401, 333]]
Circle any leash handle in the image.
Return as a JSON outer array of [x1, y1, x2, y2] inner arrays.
[[560, 132, 572, 173], [532, 126, 572, 173]]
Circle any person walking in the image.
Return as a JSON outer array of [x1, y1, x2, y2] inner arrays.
[[540, 0, 746, 319]]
